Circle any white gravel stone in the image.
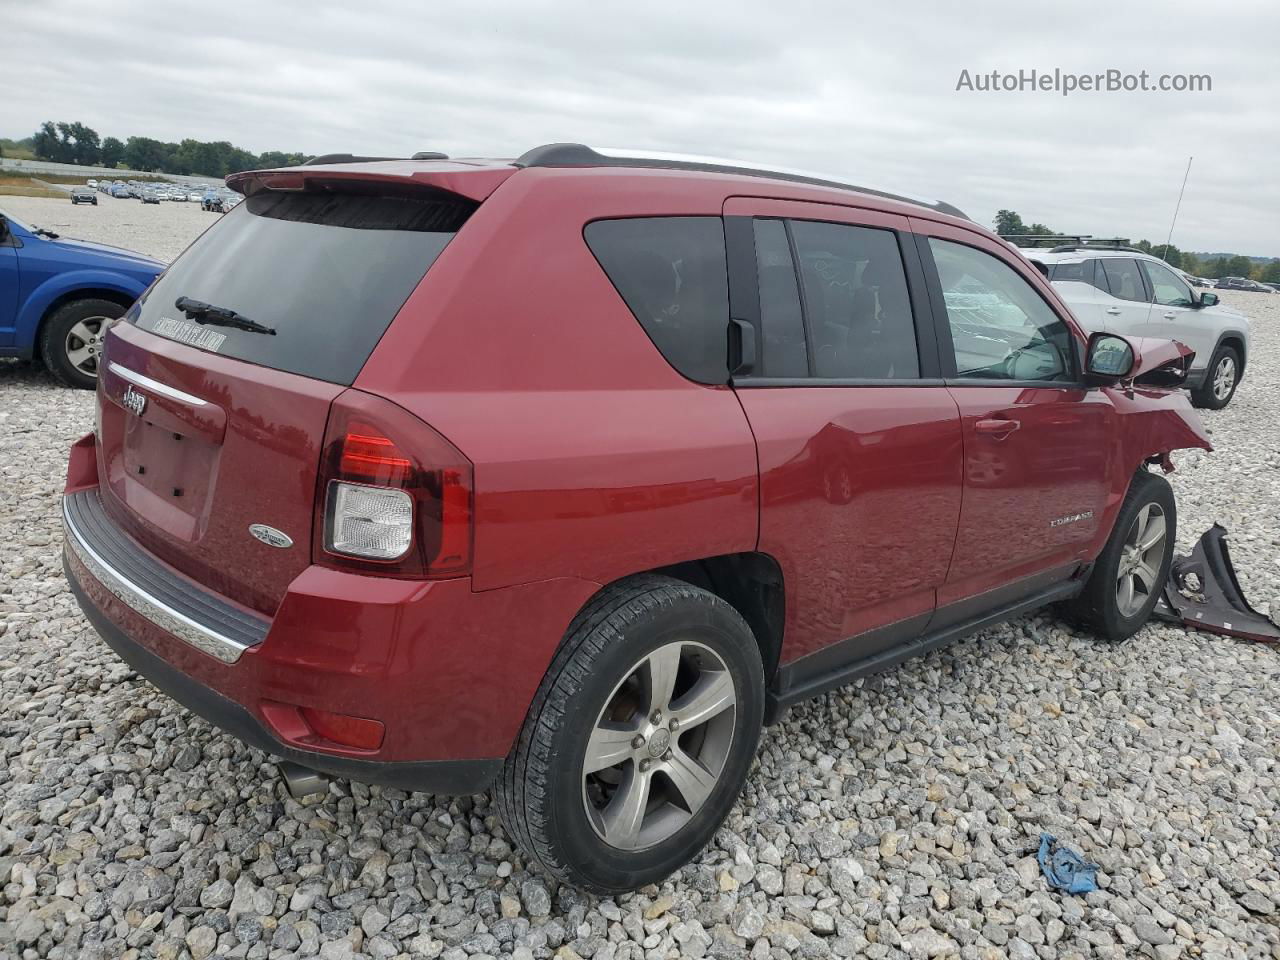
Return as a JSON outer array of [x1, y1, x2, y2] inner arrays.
[[2, 198, 1279, 958]]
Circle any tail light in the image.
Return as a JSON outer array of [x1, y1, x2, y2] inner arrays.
[[315, 390, 472, 578]]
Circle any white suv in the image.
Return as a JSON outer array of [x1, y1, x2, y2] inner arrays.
[[1023, 246, 1250, 408]]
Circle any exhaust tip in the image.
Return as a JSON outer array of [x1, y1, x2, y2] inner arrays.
[[279, 761, 329, 799]]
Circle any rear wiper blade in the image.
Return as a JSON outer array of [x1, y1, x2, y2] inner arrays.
[[33, 226, 60, 239], [174, 296, 276, 335]]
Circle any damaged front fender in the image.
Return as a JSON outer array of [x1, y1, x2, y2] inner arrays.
[[1106, 384, 1212, 473], [1126, 336, 1196, 386]]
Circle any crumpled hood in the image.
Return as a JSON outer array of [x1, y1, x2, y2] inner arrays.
[[1127, 336, 1196, 379]]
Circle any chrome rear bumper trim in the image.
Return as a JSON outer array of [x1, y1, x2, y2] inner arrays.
[[63, 495, 256, 664]]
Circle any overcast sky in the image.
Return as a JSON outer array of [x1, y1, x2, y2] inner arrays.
[[7, 0, 1278, 254]]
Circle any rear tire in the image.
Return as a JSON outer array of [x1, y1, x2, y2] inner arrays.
[[497, 575, 764, 894], [1063, 469, 1175, 642], [40, 298, 123, 389], [1190, 344, 1240, 409]]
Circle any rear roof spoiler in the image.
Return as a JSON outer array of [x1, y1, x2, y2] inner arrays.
[[304, 151, 450, 165]]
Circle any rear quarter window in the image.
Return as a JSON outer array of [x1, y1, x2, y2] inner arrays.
[[129, 187, 475, 385], [584, 217, 730, 384]]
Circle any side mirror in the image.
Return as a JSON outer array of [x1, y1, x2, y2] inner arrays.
[[1198, 291, 1219, 307], [1085, 333, 1135, 383]]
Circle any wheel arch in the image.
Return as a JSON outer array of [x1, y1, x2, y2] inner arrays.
[[1215, 331, 1246, 377], [644, 552, 786, 683], [30, 285, 138, 361]]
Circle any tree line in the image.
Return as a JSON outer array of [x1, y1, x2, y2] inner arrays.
[[994, 210, 1279, 283], [22, 121, 313, 179]]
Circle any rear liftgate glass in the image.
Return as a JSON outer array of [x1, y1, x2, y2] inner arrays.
[[129, 182, 477, 385]]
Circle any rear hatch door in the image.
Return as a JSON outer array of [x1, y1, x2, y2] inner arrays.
[[96, 181, 477, 616]]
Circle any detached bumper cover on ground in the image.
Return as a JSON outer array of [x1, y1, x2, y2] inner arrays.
[[1155, 524, 1280, 643]]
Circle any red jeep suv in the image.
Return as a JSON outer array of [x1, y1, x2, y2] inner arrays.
[[63, 144, 1210, 893]]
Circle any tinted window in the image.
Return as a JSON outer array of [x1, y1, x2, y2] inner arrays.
[[1101, 258, 1148, 302], [1050, 259, 1106, 291], [131, 189, 473, 385], [585, 217, 730, 384], [789, 220, 918, 379], [1142, 261, 1194, 307], [929, 238, 1074, 382], [752, 219, 808, 377]]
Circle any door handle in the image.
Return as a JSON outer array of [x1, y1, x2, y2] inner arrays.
[[975, 418, 1019, 439], [1163, 312, 1176, 320], [1106, 308, 1122, 316]]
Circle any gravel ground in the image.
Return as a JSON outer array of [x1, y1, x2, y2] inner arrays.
[[1, 203, 1279, 960]]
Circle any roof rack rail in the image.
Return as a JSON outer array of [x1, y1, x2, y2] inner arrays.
[[514, 143, 971, 221], [1002, 233, 1145, 254], [304, 151, 450, 166]]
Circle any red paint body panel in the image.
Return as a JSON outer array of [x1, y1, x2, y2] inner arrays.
[[1126, 336, 1197, 379], [65, 432, 99, 493], [354, 169, 760, 590], [65, 160, 1217, 776], [66, 532, 598, 761], [738, 386, 963, 662], [941, 386, 1115, 605], [99, 322, 342, 615]]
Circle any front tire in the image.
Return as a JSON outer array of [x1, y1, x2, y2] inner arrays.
[[497, 576, 764, 894], [1063, 470, 1175, 642], [39, 298, 123, 389], [1191, 344, 1240, 409]]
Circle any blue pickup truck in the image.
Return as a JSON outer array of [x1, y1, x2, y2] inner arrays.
[[0, 210, 163, 388]]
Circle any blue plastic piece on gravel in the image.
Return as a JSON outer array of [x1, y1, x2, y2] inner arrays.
[[1037, 833, 1099, 894]]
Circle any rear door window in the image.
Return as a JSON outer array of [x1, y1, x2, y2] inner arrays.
[[1100, 258, 1149, 302], [1051, 259, 1107, 291], [788, 220, 919, 379], [584, 217, 730, 384], [130, 187, 474, 385], [751, 219, 808, 377]]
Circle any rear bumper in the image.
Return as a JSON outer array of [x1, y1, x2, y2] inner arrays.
[[65, 555, 501, 794], [61, 446, 599, 792]]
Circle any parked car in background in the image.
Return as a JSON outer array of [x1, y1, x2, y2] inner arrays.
[[86, 179, 98, 189], [187, 190, 204, 202], [141, 187, 161, 204], [0, 210, 163, 387], [171, 188, 188, 202], [70, 187, 98, 206], [1216, 276, 1273, 293], [110, 183, 131, 198], [61, 145, 1212, 894], [1025, 246, 1250, 409]]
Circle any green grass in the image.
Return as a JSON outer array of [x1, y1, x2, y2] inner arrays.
[[0, 170, 83, 185], [0, 179, 64, 198]]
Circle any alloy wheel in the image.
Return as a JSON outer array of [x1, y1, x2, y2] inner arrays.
[[582, 640, 736, 851], [1212, 356, 1236, 401], [64, 317, 109, 378], [1115, 502, 1167, 618]]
